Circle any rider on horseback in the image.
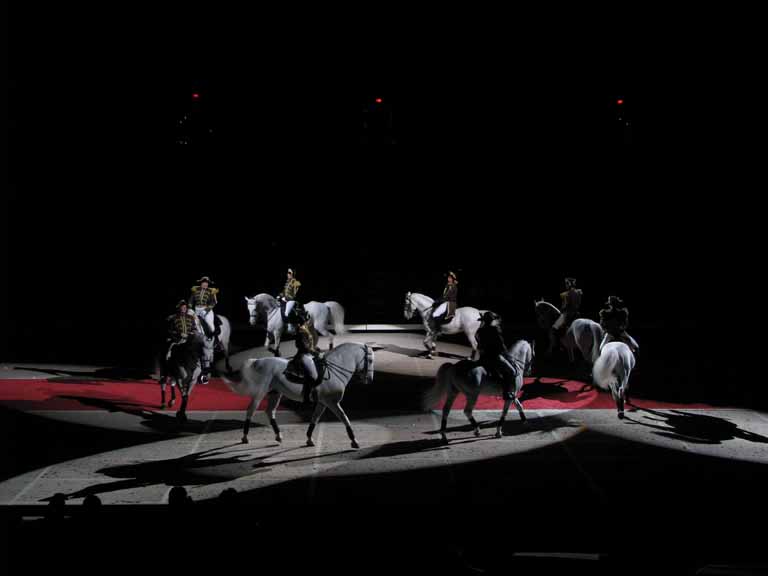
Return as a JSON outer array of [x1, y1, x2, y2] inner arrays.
[[166, 300, 198, 360], [599, 295, 639, 354], [431, 271, 458, 330], [285, 306, 322, 404], [189, 276, 221, 340], [552, 277, 582, 343], [475, 311, 518, 400], [189, 276, 220, 380], [277, 268, 302, 324]]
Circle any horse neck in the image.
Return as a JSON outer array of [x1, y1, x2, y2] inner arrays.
[[509, 341, 528, 362], [257, 294, 278, 310], [412, 293, 434, 313], [327, 344, 360, 374]]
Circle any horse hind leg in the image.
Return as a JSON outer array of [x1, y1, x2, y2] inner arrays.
[[440, 388, 459, 444], [266, 392, 283, 443], [242, 396, 259, 444], [496, 396, 512, 438]]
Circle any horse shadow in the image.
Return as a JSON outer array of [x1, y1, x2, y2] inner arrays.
[[421, 415, 579, 439], [15, 366, 155, 382], [623, 407, 768, 445], [519, 378, 592, 404], [42, 443, 358, 501], [54, 395, 246, 435]]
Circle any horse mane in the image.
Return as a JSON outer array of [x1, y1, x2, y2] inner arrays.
[[536, 300, 560, 315]]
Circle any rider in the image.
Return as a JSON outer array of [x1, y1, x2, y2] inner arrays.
[[286, 307, 322, 404], [475, 311, 518, 400], [431, 271, 458, 330], [599, 295, 639, 354], [277, 268, 302, 323], [552, 277, 582, 342], [189, 276, 220, 378], [166, 300, 198, 360]]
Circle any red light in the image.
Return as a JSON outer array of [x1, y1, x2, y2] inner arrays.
[[375, 98, 383, 104], [617, 99, 624, 105], [192, 93, 200, 100]]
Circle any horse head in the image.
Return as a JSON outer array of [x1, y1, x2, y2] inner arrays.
[[244, 296, 259, 326], [403, 292, 415, 320]]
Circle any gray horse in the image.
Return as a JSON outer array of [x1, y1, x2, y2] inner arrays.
[[224, 342, 374, 448]]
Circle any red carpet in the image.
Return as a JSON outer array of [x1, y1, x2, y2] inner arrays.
[[0, 377, 716, 411]]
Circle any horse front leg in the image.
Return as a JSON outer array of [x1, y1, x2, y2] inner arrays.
[[326, 401, 360, 449], [424, 331, 435, 359], [440, 388, 459, 444], [241, 396, 259, 444], [176, 379, 189, 424], [266, 392, 283, 443], [306, 403, 327, 447], [160, 376, 167, 409], [273, 331, 282, 357]]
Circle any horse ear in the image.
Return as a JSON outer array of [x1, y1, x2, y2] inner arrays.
[[244, 297, 249, 302]]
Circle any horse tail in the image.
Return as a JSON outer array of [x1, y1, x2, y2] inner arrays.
[[589, 323, 603, 364], [326, 301, 347, 335], [592, 346, 618, 392], [219, 358, 246, 392], [223, 358, 273, 410], [423, 363, 454, 410]]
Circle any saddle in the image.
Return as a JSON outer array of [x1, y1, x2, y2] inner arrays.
[[284, 355, 326, 386]]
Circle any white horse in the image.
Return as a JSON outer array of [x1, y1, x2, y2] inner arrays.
[[403, 292, 499, 360], [592, 341, 636, 419], [424, 340, 534, 442], [224, 342, 374, 448], [193, 310, 233, 381], [244, 294, 346, 356], [534, 300, 603, 366]]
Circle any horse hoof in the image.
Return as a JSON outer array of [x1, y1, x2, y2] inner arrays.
[[160, 403, 166, 410], [474, 428, 481, 437], [441, 435, 449, 445], [306, 439, 315, 447], [618, 411, 625, 420], [275, 435, 283, 443], [495, 430, 503, 439], [241, 436, 249, 444], [351, 440, 360, 449]]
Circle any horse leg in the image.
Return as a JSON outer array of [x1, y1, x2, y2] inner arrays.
[[424, 332, 434, 359], [306, 403, 327, 447], [224, 343, 232, 373], [266, 392, 283, 443], [160, 377, 166, 409], [273, 331, 282, 357], [466, 328, 478, 361], [177, 389, 189, 423], [241, 396, 259, 444], [440, 388, 459, 444], [169, 380, 176, 407], [326, 401, 360, 449], [464, 392, 481, 437], [496, 397, 513, 438]]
